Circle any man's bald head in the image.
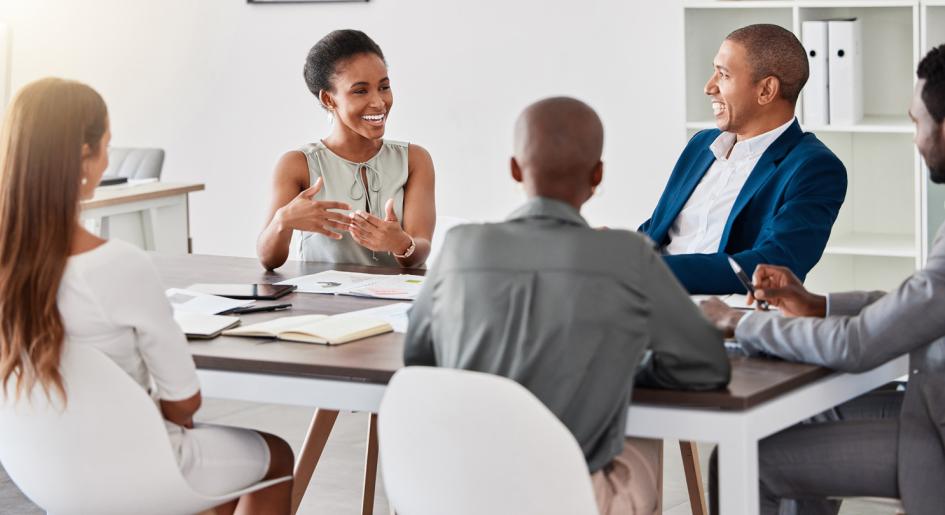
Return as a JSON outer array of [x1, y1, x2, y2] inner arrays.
[[512, 97, 604, 208]]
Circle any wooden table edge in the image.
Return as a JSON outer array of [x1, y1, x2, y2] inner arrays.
[[632, 366, 835, 411], [82, 182, 205, 210]]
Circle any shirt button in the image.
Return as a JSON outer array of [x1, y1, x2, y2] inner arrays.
[[912, 369, 920, 375]]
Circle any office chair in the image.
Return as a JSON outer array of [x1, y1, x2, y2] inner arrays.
[[0, 343, 290, 515], [104, 147, 165, 180], [378, 366, 600, 515]]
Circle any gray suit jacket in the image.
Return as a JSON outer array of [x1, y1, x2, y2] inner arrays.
[[405, 197, 730, 472], [736, 224, 945, 515]]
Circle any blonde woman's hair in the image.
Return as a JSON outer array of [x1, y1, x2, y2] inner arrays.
[[0, 78, 108, 400]]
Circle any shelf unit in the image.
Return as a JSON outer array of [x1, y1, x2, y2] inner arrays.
[[922, 1, 945, 259], [682, 0, 941, 293]]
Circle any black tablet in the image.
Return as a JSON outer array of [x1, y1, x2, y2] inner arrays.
[[187, 283, 296, 300]]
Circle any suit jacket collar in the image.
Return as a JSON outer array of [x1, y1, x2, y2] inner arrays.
[[717, 119, 805, 247], [506, 197, 590, 228]]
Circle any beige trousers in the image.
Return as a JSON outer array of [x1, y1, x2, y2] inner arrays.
[[590, 437, 662, 515]]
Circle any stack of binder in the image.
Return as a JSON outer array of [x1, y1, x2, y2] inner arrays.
[[802, 19, 863, 126]]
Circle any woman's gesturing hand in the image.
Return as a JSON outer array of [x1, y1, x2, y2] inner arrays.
[[348, 198, 413, 254], [274, 177, 351, 239]]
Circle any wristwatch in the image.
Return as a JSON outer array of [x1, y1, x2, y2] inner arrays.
[[393, 234, 416, 259]]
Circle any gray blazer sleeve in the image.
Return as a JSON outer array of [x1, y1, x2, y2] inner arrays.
[[635, 243, 731, 390], [736, 232, 945, 373], [827, 290, 887, 316], [403, 258, 438, 366]]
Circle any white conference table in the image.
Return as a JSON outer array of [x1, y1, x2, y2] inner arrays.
[[82, 181, 204, 254], [152, 253, 909, 515]]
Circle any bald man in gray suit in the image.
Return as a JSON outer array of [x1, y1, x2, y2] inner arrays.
[[702, 44, 945, 515], [405, 97, 730, 514]]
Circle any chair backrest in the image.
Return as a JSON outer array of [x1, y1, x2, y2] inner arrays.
[[0, 344, 219, 515], [104, 147, 165, 180], [378, 367, 600, 515], [427, 215, 470, 266]]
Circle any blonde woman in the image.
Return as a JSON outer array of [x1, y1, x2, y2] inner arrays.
[[0, 78, 293, 515]]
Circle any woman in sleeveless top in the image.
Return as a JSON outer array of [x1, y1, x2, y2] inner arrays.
[[257, 30, 436, 269], [0, 78, 294, 514]]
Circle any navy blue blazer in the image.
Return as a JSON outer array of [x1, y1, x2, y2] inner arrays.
[[639, 120, 847, 294]]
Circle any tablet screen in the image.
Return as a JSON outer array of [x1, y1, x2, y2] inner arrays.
[[187, 283, 296, 300]]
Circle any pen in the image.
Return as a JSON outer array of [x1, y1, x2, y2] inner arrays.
[[726, 257, 769, 311], [228, 303, 292, 315]]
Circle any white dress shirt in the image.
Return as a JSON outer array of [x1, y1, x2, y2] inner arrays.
[[665, 118, 795, 255]]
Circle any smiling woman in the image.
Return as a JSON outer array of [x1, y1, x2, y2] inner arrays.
[[256, 29, 436, 270]]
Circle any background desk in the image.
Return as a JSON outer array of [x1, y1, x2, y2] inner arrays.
[[82, 182, 204, 254], [152, 253, 908, 515]]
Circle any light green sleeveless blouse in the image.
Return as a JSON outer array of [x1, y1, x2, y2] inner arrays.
[[297, 140, 409, 266]]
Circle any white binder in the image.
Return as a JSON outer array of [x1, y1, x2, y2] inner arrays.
[[827, 19, 863, 125], [802, 21, 830, 126]]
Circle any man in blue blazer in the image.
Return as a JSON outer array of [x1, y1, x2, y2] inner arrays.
[[640, 24, 847, 294]]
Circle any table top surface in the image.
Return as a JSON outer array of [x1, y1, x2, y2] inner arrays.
[[152, 253, 832, 411], [82, 182, 205, 209]]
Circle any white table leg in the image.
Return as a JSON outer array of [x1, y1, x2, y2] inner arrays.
[[141, 208, 159, 251], [718, 433, 759, 515]]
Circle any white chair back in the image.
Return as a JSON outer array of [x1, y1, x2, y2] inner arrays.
[[427, 215, 470, 266], [0, 343, 287, 515], [378, 366, 599, 515]]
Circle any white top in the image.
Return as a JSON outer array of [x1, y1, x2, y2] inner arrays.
[[58, 239, 200, 402], [665, 118, 795, 255]]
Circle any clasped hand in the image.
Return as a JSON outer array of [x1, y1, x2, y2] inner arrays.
[[348, 198, 412, 254], [279, 178, 410, 254]]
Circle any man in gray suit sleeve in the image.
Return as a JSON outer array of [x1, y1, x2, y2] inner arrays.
[[702, 45, 945, 515]]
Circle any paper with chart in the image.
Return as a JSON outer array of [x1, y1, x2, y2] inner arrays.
[[277, 271, 425, 301], [340, 275, 425, 301], [276, 270, 379, 294]]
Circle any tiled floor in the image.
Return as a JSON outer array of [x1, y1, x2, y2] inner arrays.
[[0, 397, 898, 514]]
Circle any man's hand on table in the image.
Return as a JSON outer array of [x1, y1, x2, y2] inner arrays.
[[700, 264, 829, 338], [700, 298, 745, 339]]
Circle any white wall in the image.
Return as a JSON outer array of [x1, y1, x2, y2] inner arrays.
[[0, 0, 688, 257]]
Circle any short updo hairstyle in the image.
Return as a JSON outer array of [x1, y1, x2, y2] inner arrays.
[[303, 30, 386, 110]]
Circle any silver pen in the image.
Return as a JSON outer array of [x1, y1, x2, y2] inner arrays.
[[727, 257, 769, 311]]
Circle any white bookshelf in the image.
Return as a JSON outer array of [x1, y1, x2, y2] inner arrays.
[[922, 1, 945, 260], [682, 0, 937, 293]]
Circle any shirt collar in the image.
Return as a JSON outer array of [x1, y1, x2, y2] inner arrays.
[[710, 117, 796, 162], [505, 196, 590, 228]]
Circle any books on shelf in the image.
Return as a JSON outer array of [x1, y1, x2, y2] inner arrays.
[[827, 19, 863, 125], [802, 20, 830, 126], [223, 313, 392, 345], [800, 18, 864, 127], [277, 271, 425, 301]]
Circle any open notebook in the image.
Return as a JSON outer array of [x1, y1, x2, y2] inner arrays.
[[223, 314, 392, 345]]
